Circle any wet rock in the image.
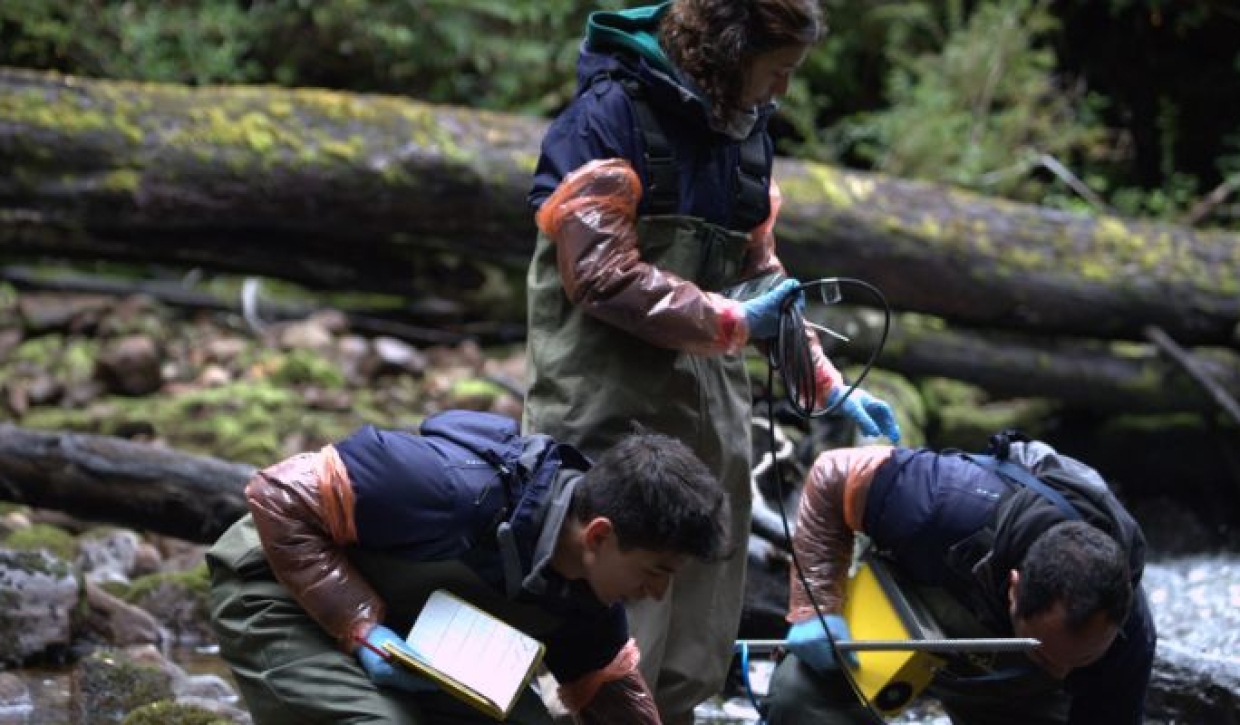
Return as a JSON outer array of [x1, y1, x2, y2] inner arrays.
[[371, 335, 428, 376], [123, 565, 213, 644], [195, 364, 233, 387], [131, 541, 164, 578], [96, 335, 163, 396], [0, 548, 78, 665], [0, 327, 21, 360], [120, 699, 244, 725], [1144, 557, 1240, 724], [276, 318, 334, 351], [72, 649, 174, 724], [1148, 643, 1240, 725], [84, 580, 162, 647], [0, 671, 33, 718], [79, 530, 143, 584], [16, 293, 111, 333], [0, 510, 32, 538]]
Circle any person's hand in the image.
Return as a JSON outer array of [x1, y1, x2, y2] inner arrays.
[[786, 615, 858, 672], [742, 278, 803, 340], [828, 387, 901, 443], [355, 625, 438, 694]]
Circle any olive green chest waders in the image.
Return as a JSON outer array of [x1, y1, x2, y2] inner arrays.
[[524, 216, 755, 722], [207, 515, 559, 725]]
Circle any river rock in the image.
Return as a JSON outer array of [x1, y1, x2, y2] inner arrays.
[[0, 548, 78, 664]]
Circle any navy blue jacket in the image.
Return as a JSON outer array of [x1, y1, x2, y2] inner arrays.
[[529, 4, 774, 230], [335, 411, 628, 684], [864, 449, 1156, 725]]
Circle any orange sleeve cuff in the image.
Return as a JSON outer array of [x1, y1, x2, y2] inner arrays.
[[557, 638, 641, 714]]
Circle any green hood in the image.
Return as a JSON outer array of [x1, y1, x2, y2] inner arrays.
[[585, 2, 675, 76]]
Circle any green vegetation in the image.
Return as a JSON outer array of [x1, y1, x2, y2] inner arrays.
[[3, 1, 1237, 226], [4, 523, 79, 561]]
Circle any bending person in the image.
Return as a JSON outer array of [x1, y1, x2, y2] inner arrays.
[[766, 443, 1155, 725], [207, 410, 731, 725]]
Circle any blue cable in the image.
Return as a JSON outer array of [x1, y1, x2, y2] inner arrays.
[[735, 640, 766, 724]]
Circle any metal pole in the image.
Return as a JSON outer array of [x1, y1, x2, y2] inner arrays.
[[738, 638, 1039, 654]]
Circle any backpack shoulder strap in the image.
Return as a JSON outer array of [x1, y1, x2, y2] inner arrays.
[[731, 130, 770, 230], [621, 80, 679, 215], [963, 453, 1082, 521]]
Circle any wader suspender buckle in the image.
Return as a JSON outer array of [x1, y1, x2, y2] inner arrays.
[[479, 447, 525, 598], [627, 86, 680, 216], [732, 132, 769, 230], [624, 81, 769, 229]]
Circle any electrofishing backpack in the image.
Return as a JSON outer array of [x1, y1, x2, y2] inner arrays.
[[342, 410, 592, 598], [423, 410, 594, 597], [961, 429, 1146, 586]]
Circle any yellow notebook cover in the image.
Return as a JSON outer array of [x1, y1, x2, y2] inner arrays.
[[382, 589, 546, 721]]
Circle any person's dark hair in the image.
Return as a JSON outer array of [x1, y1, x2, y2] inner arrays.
[[571, 432, 730, 562], [660, 0, 824, 125], [1014, 520, 1132, 629]]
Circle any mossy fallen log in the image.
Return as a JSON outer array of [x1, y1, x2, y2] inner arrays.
[[2, 67, 1238, 348], [0, 424, 251, 543]]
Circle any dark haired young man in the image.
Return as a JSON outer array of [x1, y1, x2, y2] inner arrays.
[[765, 445, 1155, 725], [207, 410, 730, 725]]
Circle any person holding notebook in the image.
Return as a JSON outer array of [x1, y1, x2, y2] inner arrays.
[[207, 409, 731, 725]]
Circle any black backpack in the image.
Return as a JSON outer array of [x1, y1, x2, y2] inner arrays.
[[419, 411, 593, 597], [342, 410, 591, 598], [962, 429, 1146, 584]]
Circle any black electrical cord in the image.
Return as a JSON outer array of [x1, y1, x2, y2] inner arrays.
[[768, 278, 890, 420], [761, 277, 892, 725]]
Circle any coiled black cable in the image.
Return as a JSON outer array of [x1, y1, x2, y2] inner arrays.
[[768, 278, 891, 420], [760, 277, 893, 725]]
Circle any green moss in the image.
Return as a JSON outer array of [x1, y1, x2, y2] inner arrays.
[[446, 378, 507, 409], [0, 502, 28, 517], [4, 523, 78, 561], [0, 88, 141, 145], [0, 546, 76, 579], [124, 561, 210, 604], [121, 700, 232, 725], [76, 650, 174, 723], [784, 165, 871, 210], [12, 335, 67, 365], [921, 375, 1056, 446], [271, 349, 346, 388]]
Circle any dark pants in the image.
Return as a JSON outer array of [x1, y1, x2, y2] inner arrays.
[[764, 653, 1069, 725], [207, 516, 555, 725]]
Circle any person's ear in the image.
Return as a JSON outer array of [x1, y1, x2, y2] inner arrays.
[[1008, 569, 1020, 616], [581, 517, 614, 552]]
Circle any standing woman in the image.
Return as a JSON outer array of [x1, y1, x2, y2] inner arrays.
[[525, 1, 900, 722]]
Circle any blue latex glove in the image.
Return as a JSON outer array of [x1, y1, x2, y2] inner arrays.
[[828, 387, 901, 443], [787, 616, 859, 672], [742, 278, 803, 340], [355, 625, 438, 694]]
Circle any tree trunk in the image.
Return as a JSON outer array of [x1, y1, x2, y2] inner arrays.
[[0, 424, 251, 543], [821, 308, 1240, 414], [2, 67, 1238, 348]]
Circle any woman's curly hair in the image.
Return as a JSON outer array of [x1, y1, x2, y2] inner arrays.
[[659, 0, 824, 127]]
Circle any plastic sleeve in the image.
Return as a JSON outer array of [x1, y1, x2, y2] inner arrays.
[[558, 639, 658, 724], [535, 158, 749, 355], [808, 330, 844, 409], [788, 446, 896, 621], [744, 177, 843, 407], [742, 178, 784, 279], [245, 445, 385, 651]]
